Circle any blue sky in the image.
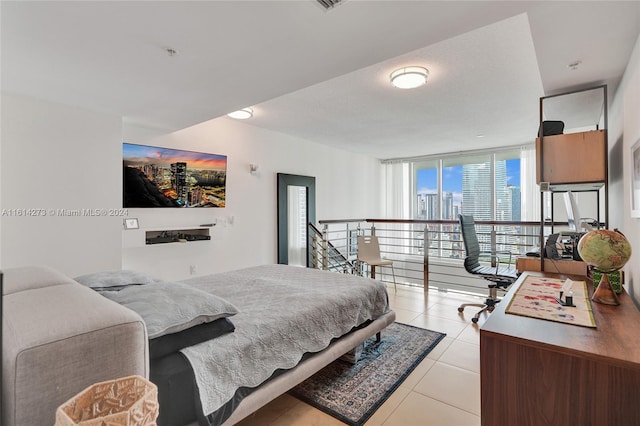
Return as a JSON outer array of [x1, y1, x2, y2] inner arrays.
[[417, 159, 520, 194]]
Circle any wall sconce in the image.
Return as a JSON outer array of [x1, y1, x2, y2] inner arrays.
[[249, 163, 259, 175]]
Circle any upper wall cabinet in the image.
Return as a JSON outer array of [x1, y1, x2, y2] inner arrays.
[[536, 130, 606, 188], [536, 85, 608, 191]]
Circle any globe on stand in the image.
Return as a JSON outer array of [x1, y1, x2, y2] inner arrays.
[[577, 229, 632, 305]]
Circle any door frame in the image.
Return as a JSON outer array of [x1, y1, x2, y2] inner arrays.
[[277, 173, 316, 266]]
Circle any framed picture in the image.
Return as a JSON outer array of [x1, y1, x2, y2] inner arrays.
[[632, 139, 640, 218], [123, 218, 140, 230], [123, 143, 227, 208]]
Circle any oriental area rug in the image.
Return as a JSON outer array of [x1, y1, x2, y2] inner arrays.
[[289, 322, 446, 426]]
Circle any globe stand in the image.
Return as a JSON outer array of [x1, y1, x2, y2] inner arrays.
[[591, 273, 620, 305]]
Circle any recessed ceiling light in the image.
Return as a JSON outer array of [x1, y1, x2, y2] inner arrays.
[[390, 66, 429, 89], [476, 134, 485, 138], [227, 108, 253, 120]]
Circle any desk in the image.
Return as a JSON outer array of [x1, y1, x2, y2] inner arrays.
[[515, 256, 587, 276], [480, 271, 640, 426]]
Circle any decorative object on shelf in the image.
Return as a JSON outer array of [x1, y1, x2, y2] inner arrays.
[[55, 375, 158, 426], [123, 217, 139, 230], [631, 138, 640, 218], [577, 229, 632, 305], [389, 66, 429, 89]]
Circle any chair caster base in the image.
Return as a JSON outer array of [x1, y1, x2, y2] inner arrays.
[[471, 317, 479, 324], [458, 307, 464, 313]]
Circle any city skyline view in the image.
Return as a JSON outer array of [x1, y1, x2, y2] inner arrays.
[[417, 159, 521, 195], [123, 143, 227, 208], [416, 158, 521, 221], [123, 143, 227, 171]]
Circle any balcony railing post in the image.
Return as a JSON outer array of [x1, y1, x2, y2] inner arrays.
[[491, 227, 497, 268], [423, 223, 429, 294], [309, 226, 317, 269], [321, 223, 329, 270]]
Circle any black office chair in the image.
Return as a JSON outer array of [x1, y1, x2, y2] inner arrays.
[[457, 214, 519, 323]]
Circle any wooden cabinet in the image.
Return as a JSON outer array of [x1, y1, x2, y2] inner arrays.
[[480, 272, 640, 426], [536, 130, 606, 185]]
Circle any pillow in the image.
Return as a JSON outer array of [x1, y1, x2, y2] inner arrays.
[[74, 270, 155, 290], [149, 317, 235, 360], [99, 280, 239, 339]]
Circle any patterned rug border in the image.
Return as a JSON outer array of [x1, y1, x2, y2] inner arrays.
[[290, 322, 446, 426]]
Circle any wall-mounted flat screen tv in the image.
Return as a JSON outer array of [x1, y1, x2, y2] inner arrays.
[[123, 143, 227, 208]]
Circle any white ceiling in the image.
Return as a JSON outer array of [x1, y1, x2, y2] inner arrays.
[[2, 1, 639, 159]]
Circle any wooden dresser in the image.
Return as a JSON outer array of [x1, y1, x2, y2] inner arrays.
[[480, 271, 640, 426]]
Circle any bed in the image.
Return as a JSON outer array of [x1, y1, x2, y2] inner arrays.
[[82, 264, 395, 426]]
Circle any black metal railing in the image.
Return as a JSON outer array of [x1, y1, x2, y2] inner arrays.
[[310, 218, 547, 295]]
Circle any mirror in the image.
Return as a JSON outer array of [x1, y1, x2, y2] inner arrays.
[[277, 173, 316, 266], [542, 86, 606, 133]]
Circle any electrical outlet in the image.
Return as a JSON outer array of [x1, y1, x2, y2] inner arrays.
[[189, 265, 197, 275]]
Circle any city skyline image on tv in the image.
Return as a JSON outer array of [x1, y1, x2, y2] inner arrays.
[[123, 143, 227, 208]]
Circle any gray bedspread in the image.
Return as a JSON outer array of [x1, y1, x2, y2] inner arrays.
[[180, 264, 390, 417]]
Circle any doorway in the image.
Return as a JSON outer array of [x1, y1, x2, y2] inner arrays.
[[277, 173, 316, 266]]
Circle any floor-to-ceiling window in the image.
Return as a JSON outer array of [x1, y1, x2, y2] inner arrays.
[[413, 150, 522, 222], [387, 146, 527, 259]]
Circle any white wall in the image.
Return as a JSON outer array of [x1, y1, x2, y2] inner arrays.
[[0, 94, 382, 281], [609, 32, 640, 306], [122, 117, 383, 280], [0, 94, 123, 276]]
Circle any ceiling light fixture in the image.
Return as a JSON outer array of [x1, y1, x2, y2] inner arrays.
[[227, 108, 253, 120], [390, 66, 429, 89]]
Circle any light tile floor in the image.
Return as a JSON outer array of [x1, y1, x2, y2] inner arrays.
[[238, 285, 489, 426]]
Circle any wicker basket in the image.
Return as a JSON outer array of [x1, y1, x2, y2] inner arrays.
[[55, 375, 159, 426]]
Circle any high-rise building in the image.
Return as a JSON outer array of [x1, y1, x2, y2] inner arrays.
[[462, 162, 491, 220], [462, 160, 508, 221], [189, 187, 204, 205], [510, 185, 521, 221], [171, 162, 188, 202], [417, 193, 438, 219], [443, 192, 454, 220]]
